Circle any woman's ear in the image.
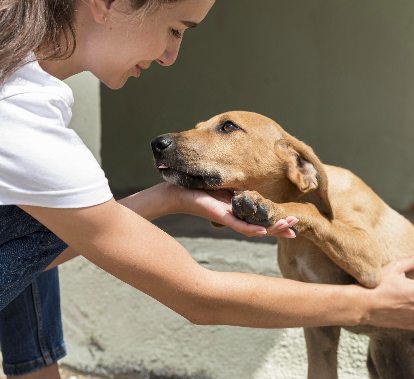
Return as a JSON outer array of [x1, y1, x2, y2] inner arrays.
[[89, 0, 111, 24], [280, 138, 334, 220]]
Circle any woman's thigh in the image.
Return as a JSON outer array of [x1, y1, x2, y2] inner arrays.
[[0, 268, 67, 376]]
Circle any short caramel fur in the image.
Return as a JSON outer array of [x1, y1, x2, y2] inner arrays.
[[153, 111, 414, 379]]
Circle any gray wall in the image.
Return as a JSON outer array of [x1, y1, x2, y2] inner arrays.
[[101, 0, 414, 210]]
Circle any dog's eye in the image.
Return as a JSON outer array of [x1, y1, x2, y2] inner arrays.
[[220, 122, 239, 133]]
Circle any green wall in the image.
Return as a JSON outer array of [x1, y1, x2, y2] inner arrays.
[[101, 0, 414, 209]]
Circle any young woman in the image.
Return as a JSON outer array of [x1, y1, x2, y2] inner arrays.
[[1, 1, 414, 378]]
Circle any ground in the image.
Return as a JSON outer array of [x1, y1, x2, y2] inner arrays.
[[58, 365, 107, 379], [0, 359, 105, 379]]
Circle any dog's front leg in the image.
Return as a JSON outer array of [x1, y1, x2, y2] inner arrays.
[[232, 191, 382, 288], [304, 326, 341, 379]]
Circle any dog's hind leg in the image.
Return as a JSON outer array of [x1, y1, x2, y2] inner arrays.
[[367, 335, 414, 379], [367, 344, 380, 379], [304, 326, 341, 379]]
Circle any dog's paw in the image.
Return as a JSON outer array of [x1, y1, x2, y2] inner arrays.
[[232, 191, 276, 227]]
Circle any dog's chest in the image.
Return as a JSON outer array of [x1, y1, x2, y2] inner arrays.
[[277, 238, 355, 285], [295, 252, 324, 284]]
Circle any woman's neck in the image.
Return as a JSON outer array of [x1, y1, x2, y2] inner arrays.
[[37, 51, 84, 81]]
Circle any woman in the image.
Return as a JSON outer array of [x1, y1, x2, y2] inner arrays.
[[1, 1, 414, 378]]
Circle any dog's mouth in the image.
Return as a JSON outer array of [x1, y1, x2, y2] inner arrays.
[[156, 163, 223, 190]]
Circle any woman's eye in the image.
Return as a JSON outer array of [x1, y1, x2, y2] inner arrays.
[[172, 29, 182, 39], [220, 122, 239, 133]]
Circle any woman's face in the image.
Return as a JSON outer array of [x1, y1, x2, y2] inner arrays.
[[82, 0, 215, 89]]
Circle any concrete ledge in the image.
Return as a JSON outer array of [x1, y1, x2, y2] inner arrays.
[[60, 238, 369, 379]]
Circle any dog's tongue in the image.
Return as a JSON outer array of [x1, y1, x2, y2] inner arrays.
[[158, 165, 169, 169]]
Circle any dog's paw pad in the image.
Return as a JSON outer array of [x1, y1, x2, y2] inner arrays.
[[232, 196, 244, 219], [256, 203, 270, 220], [241, 195, 255, 214], [232, 191, 275, 227]]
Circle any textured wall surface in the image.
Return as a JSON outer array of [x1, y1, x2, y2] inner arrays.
[[59, 238, 370, 379], [101, 0, 414, 209]]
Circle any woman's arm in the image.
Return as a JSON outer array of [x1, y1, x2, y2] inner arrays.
[[20, 190, 414, 330], [45, 182, 295, 271]]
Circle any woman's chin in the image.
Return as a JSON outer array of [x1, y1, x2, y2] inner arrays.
[[100, 76, 129, 90]]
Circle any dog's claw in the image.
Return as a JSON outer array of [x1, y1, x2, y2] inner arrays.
[[289, 226, 299, 234]]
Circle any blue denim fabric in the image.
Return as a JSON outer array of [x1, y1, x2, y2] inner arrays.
[[0, 268, 67, 376], [0, 205, 68, 310], [0, 205, 68, 376]]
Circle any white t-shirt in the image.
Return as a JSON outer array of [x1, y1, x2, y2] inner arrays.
[[0, 59, 113, 208]]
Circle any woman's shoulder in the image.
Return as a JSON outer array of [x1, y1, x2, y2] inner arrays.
[[0, 60, 75, 129], [0, 59, 74, 109]]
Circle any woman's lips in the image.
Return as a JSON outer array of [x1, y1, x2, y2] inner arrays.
[[135, 64, 151, 78]]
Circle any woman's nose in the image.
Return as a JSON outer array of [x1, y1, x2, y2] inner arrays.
[[157, 39, 182, 66]]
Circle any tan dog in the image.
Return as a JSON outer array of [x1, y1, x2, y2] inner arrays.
[[151, 111, 414, 379]]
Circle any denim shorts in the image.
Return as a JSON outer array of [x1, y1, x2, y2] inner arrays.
[[0, 205, 68, 376]]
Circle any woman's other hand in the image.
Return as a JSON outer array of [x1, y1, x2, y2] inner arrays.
[[360, 255, 414, 330]]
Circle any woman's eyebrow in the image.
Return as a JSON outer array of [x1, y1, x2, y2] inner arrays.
[[181, 21, 198, 28]]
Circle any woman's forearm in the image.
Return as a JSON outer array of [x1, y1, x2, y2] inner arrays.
[[117, 183, 177, 221], [187, 270, 365, 328], [45, 184, 175, 271]]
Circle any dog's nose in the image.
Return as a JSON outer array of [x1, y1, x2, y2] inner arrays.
[[151, 135, 174, 154]]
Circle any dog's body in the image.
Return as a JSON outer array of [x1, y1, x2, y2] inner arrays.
[[151, 111, 414, 379]]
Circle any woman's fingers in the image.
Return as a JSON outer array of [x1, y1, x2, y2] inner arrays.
[[219, 213, 299, 239], [266, 217, 299, 238], [383, 255, 414, 275], [275, 228, 296, 238], [361, 256, 414, 330], [219, 212, 268, 237]]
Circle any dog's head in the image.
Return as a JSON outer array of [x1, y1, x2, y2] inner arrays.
[[151, 111, 333, 219]]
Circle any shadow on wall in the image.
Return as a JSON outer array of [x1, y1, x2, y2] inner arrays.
[[101, 0, 414, 210]]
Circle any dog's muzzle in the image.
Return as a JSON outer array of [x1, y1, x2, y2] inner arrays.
[[150, 134, 223, 190]]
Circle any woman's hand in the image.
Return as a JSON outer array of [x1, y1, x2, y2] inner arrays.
[[360, 255, 414, 330], [165, 184, 299, 238]]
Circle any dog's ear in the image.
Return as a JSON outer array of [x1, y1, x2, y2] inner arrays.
[[279, 137, 334, 220]]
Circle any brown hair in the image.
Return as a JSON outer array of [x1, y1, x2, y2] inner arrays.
[[0, 0, 182, 85]]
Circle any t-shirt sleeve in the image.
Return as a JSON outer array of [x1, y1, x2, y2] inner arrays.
[[0, 92, 113, 208]]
